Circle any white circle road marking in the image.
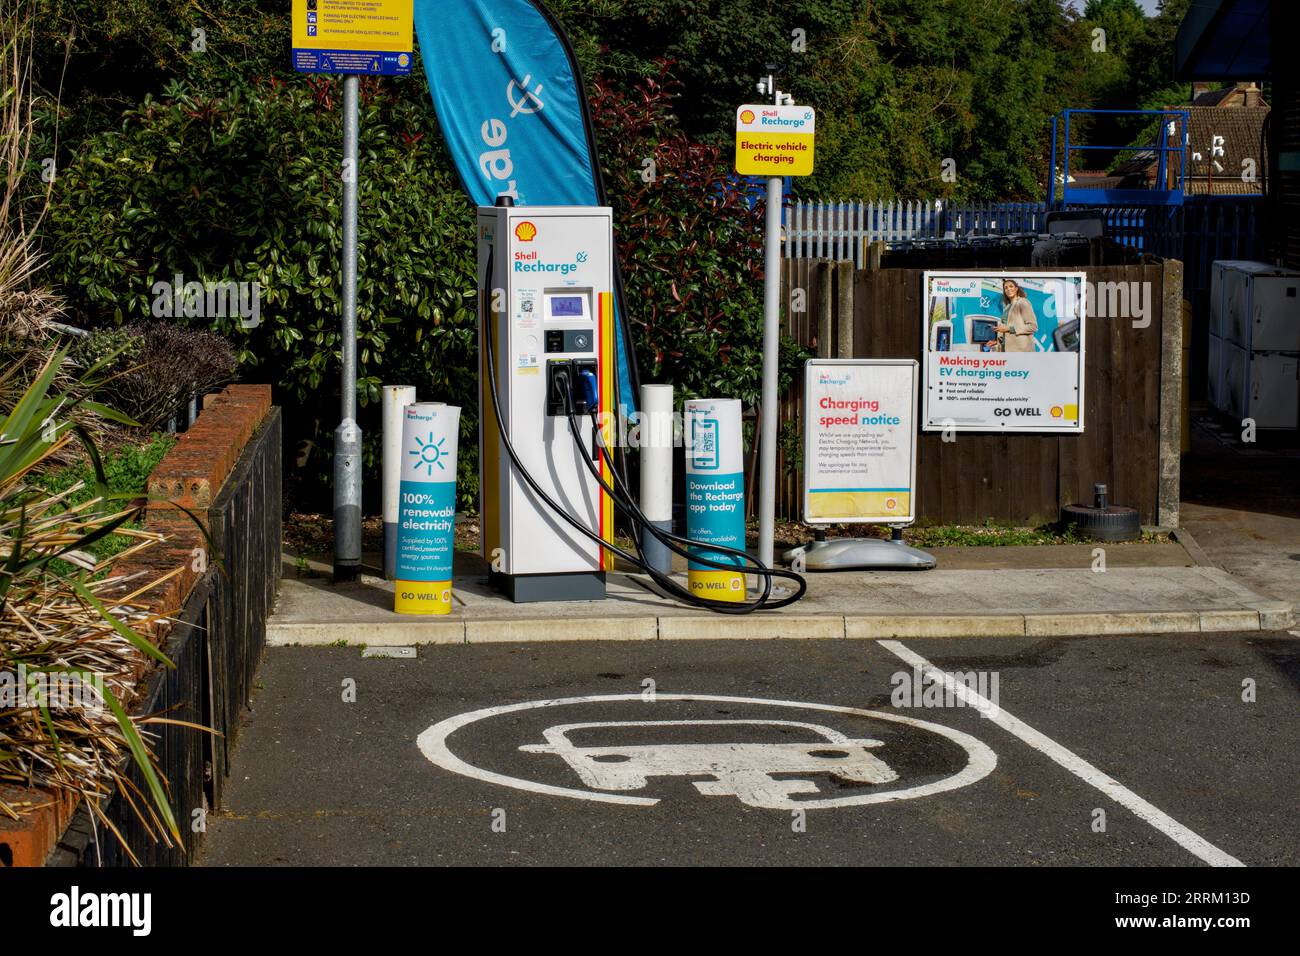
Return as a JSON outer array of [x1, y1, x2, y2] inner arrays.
[[416, 693, 997, 809]]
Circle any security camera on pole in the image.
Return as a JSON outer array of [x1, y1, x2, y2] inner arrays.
[[736, 70, 815, 568]]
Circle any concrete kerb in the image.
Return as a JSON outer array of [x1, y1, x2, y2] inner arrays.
[[266, 607, 1289, 646], [466, 617, 658, 643], [1023, 610, 1202, 637], [844, 614, 1026, 640], [268, 619, 467, 645], [657, 615, 845, 641], [1246, 602, 1297, 630]]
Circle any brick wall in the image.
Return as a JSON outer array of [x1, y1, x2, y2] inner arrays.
[[0, 384, 274, 867]]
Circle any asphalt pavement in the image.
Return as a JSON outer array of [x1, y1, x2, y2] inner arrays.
[[198, 631, 1299, 867]]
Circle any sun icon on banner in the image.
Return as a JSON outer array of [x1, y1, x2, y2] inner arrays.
[[410, 433, 447, 476], [739, 109, 755, 125]]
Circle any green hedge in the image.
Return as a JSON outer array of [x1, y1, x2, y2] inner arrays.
[[45, 77, 481, 509]]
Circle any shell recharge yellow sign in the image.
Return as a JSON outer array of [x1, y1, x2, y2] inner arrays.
[[735, 105, 816, 176]]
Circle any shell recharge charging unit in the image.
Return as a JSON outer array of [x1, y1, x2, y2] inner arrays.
[[477, 204, 616, 602]]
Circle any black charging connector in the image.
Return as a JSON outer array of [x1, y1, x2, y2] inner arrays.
[[547, 361, 572, 416], [547, 359, 597, 416]]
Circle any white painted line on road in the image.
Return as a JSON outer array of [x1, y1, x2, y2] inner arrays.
[[879, 640, 1245, 868]]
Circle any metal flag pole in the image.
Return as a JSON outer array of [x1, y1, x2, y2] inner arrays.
[[333, 74, 362, 581]]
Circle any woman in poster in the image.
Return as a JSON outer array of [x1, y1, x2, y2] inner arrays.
[[993, 278, 1038, 352]]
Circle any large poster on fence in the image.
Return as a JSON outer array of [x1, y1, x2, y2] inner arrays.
[[921, 271, 1086, 433]]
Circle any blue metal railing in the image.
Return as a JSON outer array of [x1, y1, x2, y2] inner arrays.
[[1050, 109, 1191, 208]]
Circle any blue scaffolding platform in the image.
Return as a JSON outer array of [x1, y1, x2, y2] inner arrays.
[[1049, 108, 1191, 208]]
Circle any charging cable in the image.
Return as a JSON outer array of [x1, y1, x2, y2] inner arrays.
[[481, 251, 806, 613], [556, 370, 806, 612]]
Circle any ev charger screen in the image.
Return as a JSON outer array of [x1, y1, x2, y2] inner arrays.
[[548, 295, 585, 318]]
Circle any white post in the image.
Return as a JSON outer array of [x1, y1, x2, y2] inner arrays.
[[382, 385, 418, 579], [638, 383, 674, 574]]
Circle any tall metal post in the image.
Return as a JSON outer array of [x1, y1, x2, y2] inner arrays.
[[333, 75, 363, 581], [757, 80, 784, 570]]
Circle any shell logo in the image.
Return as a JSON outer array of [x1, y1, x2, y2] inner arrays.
[[1050, 406, 1063, 418], [885, 497, 897, 510], [739, 109, 755, 125], [514, 221, 537, 242]]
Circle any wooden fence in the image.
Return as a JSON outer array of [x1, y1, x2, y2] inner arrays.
[[778, 256, 1183, 527]]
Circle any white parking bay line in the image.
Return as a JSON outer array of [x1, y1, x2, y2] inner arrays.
[[878, 640, 1245, 868]]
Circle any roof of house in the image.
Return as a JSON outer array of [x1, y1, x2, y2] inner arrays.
[[1192, 84, 1266, 108], [1184, 106, 1268, 193], [1109, 106, 1268, 196]]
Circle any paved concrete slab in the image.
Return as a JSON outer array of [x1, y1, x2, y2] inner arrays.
[[1182, 503, 1300, 606], [269, 552, 1292, 645], [923, 542, 1193, 570], [1180, 416, 1300, 606]]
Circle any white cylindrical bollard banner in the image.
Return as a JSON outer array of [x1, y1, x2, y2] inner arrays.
[[395, 403, 460, 614], [684, 398, 746, 602], [382, 385, 417, 579], [638, 384, 674, 574]]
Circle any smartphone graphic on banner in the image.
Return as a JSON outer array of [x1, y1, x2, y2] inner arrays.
[[691, 418, 720, 471]]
